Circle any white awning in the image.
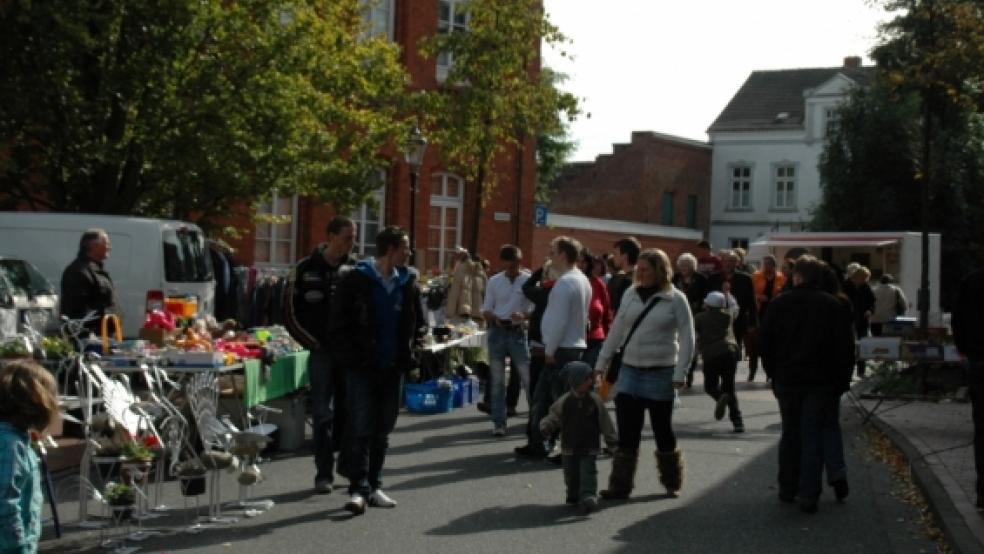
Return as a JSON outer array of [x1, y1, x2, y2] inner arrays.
[[753, 238, 900, 248]]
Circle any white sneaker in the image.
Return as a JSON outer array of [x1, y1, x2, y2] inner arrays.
[[492, 425, 506, 437], [369, 489, 397, 508], [344, 493, 367, 514]]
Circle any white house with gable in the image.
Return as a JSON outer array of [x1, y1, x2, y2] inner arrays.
[[706, 57, 875, 255]]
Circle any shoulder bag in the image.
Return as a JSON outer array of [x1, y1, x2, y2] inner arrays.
[[604, 296, 662, 384]]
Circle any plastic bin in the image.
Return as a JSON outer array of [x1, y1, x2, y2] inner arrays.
[[468, 376, 481, 404], [452, 378, 468, 408], [404, 381, 453, 414]]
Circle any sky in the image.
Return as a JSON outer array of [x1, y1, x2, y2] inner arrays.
[[542, 0, 892, 162]]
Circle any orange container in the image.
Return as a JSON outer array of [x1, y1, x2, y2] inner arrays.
[[164, 297, 198, 318]]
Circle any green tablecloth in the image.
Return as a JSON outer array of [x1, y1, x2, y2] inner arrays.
[[242, 351, 309, 408]]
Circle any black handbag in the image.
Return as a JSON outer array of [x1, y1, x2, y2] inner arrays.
[[605, 296, 662, 384]]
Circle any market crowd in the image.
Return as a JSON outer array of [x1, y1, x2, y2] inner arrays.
[[276, 215, 910, 518]]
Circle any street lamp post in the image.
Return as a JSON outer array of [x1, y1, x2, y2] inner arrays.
[[404, 125, 428, 267]]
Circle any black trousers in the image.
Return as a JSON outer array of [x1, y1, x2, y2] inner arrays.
[[703, 353, 742, 423], [614, 393, 676, 453], [774, 383, 841, 500], [969, 360, 984, 506]]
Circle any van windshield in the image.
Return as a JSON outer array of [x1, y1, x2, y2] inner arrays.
[[162, 229, 213, 283], [0, 259, 56, 297]]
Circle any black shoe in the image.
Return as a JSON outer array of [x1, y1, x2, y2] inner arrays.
[[579, 496, 597, 515], [514, 444, 546, 458], [547, 453, 563, 466], [714, 393, 729, 421], [476, 402, 490, 414], [314, 479, 333, 494], [507, 407, 518, 417], [832, 479, 849, 502], [800, 498, 818, 514], [732, 421, 745, 433], [565, 497, 578, 505]]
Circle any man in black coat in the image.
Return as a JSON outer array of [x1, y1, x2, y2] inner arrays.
[[328, 226, 425, 515], [60, 229, 118, 335], [283, 216, 359, 494], [760, 255, 855, 513], [707, 249, 757, 359], [953, 267, 984, 509], [607, 236, 641, 314]]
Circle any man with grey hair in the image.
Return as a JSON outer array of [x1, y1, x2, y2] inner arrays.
[[61, 228, 118, 334]]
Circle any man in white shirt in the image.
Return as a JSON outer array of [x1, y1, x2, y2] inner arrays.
[[481, 245, 534, 436], [517, 235, 592, 458]]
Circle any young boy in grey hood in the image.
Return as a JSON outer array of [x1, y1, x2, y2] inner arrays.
[[540, 361, 618, 514]]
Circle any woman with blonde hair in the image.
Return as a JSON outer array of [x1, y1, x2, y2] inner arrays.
[[595, 248, 695, 499]]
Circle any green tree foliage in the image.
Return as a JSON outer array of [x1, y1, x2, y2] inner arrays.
[[418, 0, 579, 252], [535, 67, 577, 203], [0, 1, 408, 226], [814, 0, 984, 309]]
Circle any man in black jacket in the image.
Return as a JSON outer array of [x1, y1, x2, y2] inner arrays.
[[760, 255, 855, 514], [283, 216, 358, 494], [953, 267, 984, 509], [707, 250, 757, 364], [607, 237, 640, 314], [328, 226, 425, 515], [61, 229, 118, 335]]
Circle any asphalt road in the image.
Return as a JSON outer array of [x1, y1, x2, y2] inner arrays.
[[46, 372, 942, 553]]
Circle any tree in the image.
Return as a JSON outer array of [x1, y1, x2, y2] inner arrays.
[[417, 0, 579, 253], [535, 67, 577, 203], [0, 1, 409, 228]]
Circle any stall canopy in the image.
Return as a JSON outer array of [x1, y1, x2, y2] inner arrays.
[[750, 233, 904, 249]]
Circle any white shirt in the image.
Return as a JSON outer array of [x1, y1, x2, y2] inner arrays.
[[540, 268, 592, 356], [482, 270, 533, 320]]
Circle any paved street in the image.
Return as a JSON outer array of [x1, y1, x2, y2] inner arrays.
[[44, 371, 944, 553]]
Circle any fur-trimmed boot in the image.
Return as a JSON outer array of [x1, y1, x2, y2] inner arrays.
[[656, 448, 684, 497], [599, 449, 638, 500]]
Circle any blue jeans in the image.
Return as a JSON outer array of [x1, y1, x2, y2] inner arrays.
[[488, 326, 531, 427], [345, 370, 402, 496], [309, 351, 344, 483], [774, 383, 843, 500], [528, 348, 584, 450]]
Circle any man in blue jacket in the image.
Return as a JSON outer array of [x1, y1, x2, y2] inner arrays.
[[328, 226, 425, 515]]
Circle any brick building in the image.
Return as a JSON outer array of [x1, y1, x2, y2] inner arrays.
[[228, 1, 536, 275], [533, 131, 710, 263]]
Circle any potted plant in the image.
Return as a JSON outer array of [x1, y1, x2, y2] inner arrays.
[[104, 482, 136, 521], [121, 440, 154, 464]]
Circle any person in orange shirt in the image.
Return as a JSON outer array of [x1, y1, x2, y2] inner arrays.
[[747, 255, 787, 381]]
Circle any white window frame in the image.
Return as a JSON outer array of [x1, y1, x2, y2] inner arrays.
[[254, 191, 298, 268], [361, 0, 395, 40], [351, 173, 387, 258], [772, 163, 797, 210], [825, 107, 840, 138], [428, 172, 464, 273], [436, 0, 469, 82], [728, 163, 753, 210]]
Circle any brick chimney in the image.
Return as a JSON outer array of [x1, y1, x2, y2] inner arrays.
[[843, 56, 862, 69]]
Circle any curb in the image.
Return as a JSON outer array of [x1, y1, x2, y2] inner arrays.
[[861, 402, 982, 554]]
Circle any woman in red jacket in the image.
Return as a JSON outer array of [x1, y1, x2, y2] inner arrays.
[[578, 249, 613, 369]]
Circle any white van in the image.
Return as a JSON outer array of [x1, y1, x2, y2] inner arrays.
[[0, 212, 215, 338]]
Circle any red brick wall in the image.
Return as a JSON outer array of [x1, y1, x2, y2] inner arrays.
[[532, 226, 699, 269], [549, 132, 711, 236]]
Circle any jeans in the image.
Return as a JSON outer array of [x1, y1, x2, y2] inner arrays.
[[562, 454, 598, 502], [529, 348, 583, 451], [345, 370, 402, 496], [968, 360, 984, 505], [487, 326, 531, 427], [309, 351, 345, 483], [703, 352, 742, 423], [822, 395, 847, 485], [774, 383, 842, 500], [614, 393, 676, 453]]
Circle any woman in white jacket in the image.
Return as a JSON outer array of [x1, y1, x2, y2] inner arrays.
[[595, 248, 695, 500]]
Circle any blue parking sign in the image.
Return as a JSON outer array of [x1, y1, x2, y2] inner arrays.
[[534, 204, 548, 226]]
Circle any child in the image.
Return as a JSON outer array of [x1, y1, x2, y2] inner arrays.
[[540, 362, 617, 514], [694, 292, 744, 432], [0, 360, 59, 553]]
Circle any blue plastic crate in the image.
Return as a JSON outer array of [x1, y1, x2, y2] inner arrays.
[[452, 378, 468, 408], [404, 381, 453, 414], [467, 376, 481, 404]]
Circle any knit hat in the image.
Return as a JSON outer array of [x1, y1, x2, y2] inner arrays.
[[704, 291, 728, 309], [562, 361, 594, 391]]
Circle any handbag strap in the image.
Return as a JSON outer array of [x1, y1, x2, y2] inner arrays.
[[619, 295, 662, 351]]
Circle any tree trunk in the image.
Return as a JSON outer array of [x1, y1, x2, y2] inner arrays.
[[469, 163, 485, 255]]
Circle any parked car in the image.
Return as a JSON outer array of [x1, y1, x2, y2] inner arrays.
[[0, 256, 59, 339], [0, 212, 215, 338]]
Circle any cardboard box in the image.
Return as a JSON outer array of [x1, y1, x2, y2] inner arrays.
[[858, 337, 901, 360], [139, 327, 174, 347]]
